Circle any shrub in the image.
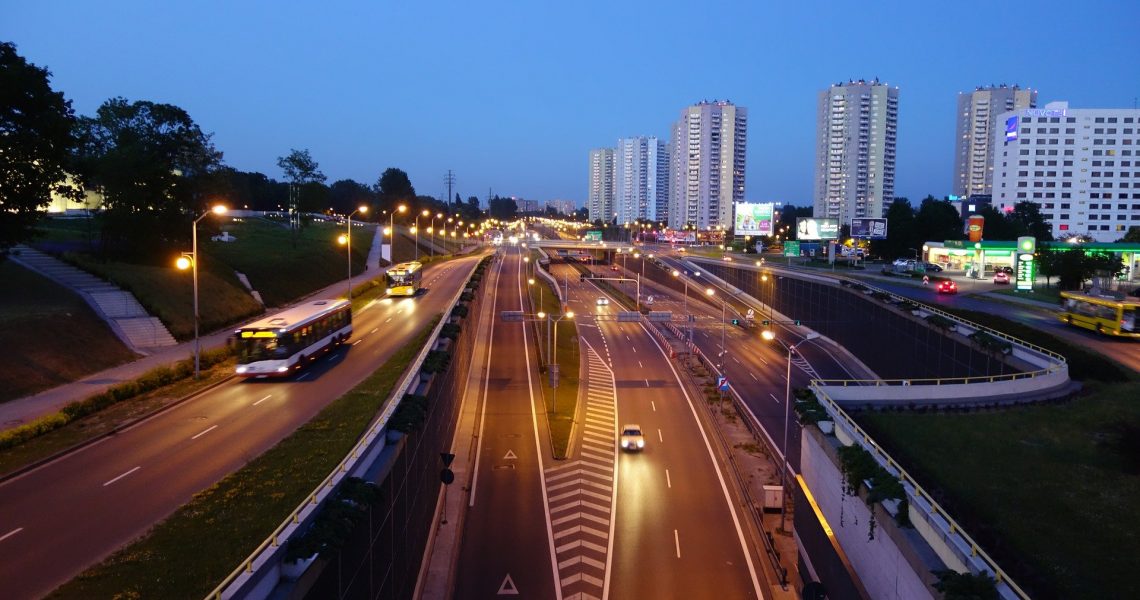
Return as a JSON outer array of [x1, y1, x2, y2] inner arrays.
[[388, 394, 429, 433], [932, 569, 999, 600], [451, 304, 468, 319], [925, 314, 955, 331], [459, 291, 474, 302], [285, 477, 379, 561], [440, 323, 461, 340], [421, 350, 451, 374]]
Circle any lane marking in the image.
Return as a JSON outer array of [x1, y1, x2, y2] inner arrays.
[[750, 372, 758, 381], [631, 346, 637, 353], [191, 424, 218, 440], [384, 318, 392, 323], [644, 379, 650, 388], [0, 528, 23, 543], [732, 356, 741, 365], [297, 372, 311, 381], [674, 529, 681, 558], [253, 394, 272, 406], [638, 360, 643, 368], [658, 429, 663, 443], [371, 327, 379, 333], [770, 393, 780, 403], [666, 469, 672, 489], [353, 340, 362, 346], [651, 401, 656, 412], [103, 466, 140, 487]]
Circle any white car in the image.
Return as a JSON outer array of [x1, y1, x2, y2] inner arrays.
[[596, 297, 609, 306], [620, 424, 645, 452]]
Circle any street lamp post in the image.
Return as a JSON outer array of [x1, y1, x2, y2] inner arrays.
[[706, 287, 725, 371], [177, 204, 227, 380], [388, 204, 407, 263], [761, 328, 797, 532], [340, 205, 368, 300]]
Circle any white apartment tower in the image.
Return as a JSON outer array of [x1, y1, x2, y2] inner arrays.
[[953, 85, 1037, 197], [615, 136, 669, 224], [668, 101, 747, 230], [993, 101, 1140, 242], [813, 79, 898, 225], [587, 148, 615, 224]]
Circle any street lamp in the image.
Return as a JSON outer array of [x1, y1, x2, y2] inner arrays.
[[706, 287, 725, 371], [176, 203, 227, 380], [339, 205, 368, 300], [389, 204, 407, 263], [431, 212, 443, 258], [761, 329, 796, 532]]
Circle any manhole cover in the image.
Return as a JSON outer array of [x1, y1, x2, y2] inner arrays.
[[493, 464, 516, 470]]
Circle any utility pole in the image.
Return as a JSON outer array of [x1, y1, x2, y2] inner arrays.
[[444, 170, 456, 208]]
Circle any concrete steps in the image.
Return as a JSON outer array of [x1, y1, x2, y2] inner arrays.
[[11, 245, 179, 351]]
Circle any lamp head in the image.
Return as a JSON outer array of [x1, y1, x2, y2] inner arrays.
[[211, 205, 228, 216], [761, 329, 775, 341], [175, 255, 192, 270]]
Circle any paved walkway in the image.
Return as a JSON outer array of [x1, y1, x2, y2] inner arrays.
[[0, 227, 388, 432]]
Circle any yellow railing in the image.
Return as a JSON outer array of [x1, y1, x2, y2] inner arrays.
[[811, 384, 1033, 599]]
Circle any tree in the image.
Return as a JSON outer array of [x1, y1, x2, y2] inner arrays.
[[374, 168, 416, 213], [915, 196, 963, 245], [72, 97, 222, 259], [277, 148, 327, 234], [1009, 201, 1053, 241], [1047, 247, 1124, 290], [0, 42, 81, 258], [328, 179, 376, 216], [977, 206, 1020, 241], [488, 195, 517, 220], [1118, 226, 1140, 243], [276, 148, 326, 187], [458, 196, 482, 223], [873, 197, 916, 259], [574, 206, 589, 221]]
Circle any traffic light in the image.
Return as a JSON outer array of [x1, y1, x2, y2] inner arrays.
[[794, 319, 801, 326], [761, 320, 771, 326], [731, 319, 740, 326]]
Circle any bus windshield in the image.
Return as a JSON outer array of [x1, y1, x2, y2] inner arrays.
[[236, 333, 292, 364]]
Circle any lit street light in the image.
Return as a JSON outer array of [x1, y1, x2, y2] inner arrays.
[[176, 204, 227, 379], [338, 205, 368, 300], [706, 287, 726, 371], [388, 204, 407, 263], [762, 328, 797, 533]]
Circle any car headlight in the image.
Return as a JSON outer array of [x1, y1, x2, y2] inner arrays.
[[277, 366, 289, 373], [637, 440, 645, 448], [621, 439, 629, 448]]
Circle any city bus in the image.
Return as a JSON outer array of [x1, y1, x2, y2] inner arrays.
[[234, 299, 352, 377], [386, 261, 423, 296], [1058, 290, 1139, 338]]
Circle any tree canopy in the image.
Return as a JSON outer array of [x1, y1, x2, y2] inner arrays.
[[375, 168, 416, 213], [488, 195, 517, 220], [0, 42, 80, 258]]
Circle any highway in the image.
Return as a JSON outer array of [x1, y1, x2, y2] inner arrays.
[[0, 257, 479, 600], [454, 247, 557, 598], [560, 262, 765, 599]]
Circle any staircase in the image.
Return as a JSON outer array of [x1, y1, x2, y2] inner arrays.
[[10, 246, 178, 351]]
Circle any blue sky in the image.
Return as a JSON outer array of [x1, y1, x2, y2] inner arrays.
[[5, 0, 1139, 208]]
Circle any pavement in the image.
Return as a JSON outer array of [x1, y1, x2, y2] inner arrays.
[[1, 226, 392, 433]]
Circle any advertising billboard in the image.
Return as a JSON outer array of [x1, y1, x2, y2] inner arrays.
[[1005, 116, 1018, 142], [850, 218, 888, 239], [795, 217, 839, 241], [585, 230, 602, 241], [967, 214, 985, 242], [733, 202, 775, 235]]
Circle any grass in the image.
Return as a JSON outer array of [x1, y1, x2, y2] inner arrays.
[[989, 285, 1063, 305], [856, 381, 1140, 600], [528, 269, 578, 458], [0, 261, 138, 403], [50, 317, 440, 600]]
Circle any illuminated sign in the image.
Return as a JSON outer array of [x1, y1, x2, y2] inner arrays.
[[850, 218, 887, 239], [241, 331, 278, 338], [1024, 108, 1068, 118], [733, 202, 775, 235], [784, 241, 800, 257], [1005, 116, 1018, 142], [585, 230, 602, 241], [1015, 236, 1036, 291], [795, 218, 839, 241]]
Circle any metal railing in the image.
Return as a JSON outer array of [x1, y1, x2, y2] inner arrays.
[[811, 383, 1032, 599], [206, 257, 483, 599]]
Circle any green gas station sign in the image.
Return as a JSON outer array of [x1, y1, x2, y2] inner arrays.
[[1015, 236, 1036, 291]]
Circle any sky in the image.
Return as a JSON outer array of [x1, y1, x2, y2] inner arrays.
[[5, 0, 1139, 209]]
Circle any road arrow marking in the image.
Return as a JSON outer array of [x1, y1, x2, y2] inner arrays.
[[497, 574, 519, 595], [503, 449, 517, 460]]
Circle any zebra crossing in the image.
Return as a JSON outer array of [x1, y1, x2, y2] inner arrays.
[[544, 344, 617, 600]]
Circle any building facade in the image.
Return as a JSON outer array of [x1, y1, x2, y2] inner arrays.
[[544, 199, 577, 216], [953, 85, 1037, 197], [993, 101, 1140, 242], [813, 79, 898, 226], [667, 101, 747, 230], [614, 136, 669, 225], [587, 148, 615, 224]]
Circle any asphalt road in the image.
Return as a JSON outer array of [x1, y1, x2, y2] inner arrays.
[[562, 263, 765, 599], [0, 257, 479, 600], [454, 248, 557, 599]]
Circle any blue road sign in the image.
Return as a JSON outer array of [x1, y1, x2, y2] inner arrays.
[[717, 376, 729, 392]]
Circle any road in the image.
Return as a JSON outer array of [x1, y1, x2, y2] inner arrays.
[[454, 247, 557, 599], [0, 258, 479, 600], [559, 262, 765, 599]]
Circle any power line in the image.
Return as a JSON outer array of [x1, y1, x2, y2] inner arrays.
[[444, 170, 456, 208]]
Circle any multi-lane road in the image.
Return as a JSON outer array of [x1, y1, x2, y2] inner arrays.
[[0, 257, 479, 600]]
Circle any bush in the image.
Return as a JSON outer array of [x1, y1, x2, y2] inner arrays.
[[388, 394, 429, 433], [421, 349, 451, 374], [440, 323, 461, 340], [459, 291, 474, 302], [932, 569, 999, 600], [451, 304, 468, 319], [925, 314, 955, 331]]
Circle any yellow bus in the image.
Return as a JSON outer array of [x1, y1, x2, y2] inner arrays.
[[386, 261, 423, 297], [1059, 290, 1139, 338]]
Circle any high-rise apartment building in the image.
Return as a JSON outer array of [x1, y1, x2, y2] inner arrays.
[[813, 79, 898, 225], [615, 136, 669, 224], [953, 85, 1037, 197], [667, 101, 747, 230], [587, 148, 615, 224], [993, 101, 1140, 242]]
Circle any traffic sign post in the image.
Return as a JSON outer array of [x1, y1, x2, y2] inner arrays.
[[440, 453, 456, 524]]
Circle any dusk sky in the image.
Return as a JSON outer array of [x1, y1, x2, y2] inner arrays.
[[5, 0, 1139, 209]]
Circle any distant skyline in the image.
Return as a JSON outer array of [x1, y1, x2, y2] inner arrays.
[[4, 1, 1139, 209]]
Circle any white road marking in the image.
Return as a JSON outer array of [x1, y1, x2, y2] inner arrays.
[[665, 469, 672, 489], [638, 361, 643, 368], [750, 372, 758, 381], [191, 424, 218, 440], [352, 340, 362, 346], [253, 394, 272, 406], [297, 372, 311, 381], [674, 529, 681, 558], [645, 379, 650, 388], [0, 528, 23, 543], [759, 357, 768, 366], [384, 318, 392, 323], [658, 429, 663, 443], [631, 346, 637, 353], [732, 356, 741, 365], [770, 393, 780, 403], [371, 327, 379, 333], [103, 466, 140, 487], [651, 401, 656, 412]]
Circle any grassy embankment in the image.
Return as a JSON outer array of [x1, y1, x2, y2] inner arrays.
[[528, 257, 579, 458], [853, 306, 1138, 600], [50, 318, 440, 600]]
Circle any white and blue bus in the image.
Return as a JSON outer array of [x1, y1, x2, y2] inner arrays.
[[234, 299, 352, 378]]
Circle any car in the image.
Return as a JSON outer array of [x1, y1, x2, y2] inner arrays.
[[620, 424, 645, 451], [596, 297, 609, 306], [610, 264, 620, 271], [936, 280, 958, 294], [996, 265, 1014, 275], [923, 263, 943, 273], [993, 271, 1010, 284]]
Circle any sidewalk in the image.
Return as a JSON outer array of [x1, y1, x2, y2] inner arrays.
[[1, 227, 388, 433]]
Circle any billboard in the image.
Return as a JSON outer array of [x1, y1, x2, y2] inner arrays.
[[733, 202, 775, 235], [585, 230, 602, 241], [850, 218, 888, 239], [796, 217, 839, 241], [1005, 116, 1018, 142]]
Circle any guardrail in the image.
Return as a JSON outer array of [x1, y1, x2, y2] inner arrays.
[[206, 257, 482, 600], [811, 383, 1032, 600]]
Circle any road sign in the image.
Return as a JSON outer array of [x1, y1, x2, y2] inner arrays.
[[616, 311, 641, 322], [440, 452, 455, 467], [440, 468, 455, 485], [784, 241, 800, 257], [500, 311, 524, 322], [717, 376, 729, 392], [648, 311, 672, 322], [746, 308, 755, 318], [646, 295, 655, 305]]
